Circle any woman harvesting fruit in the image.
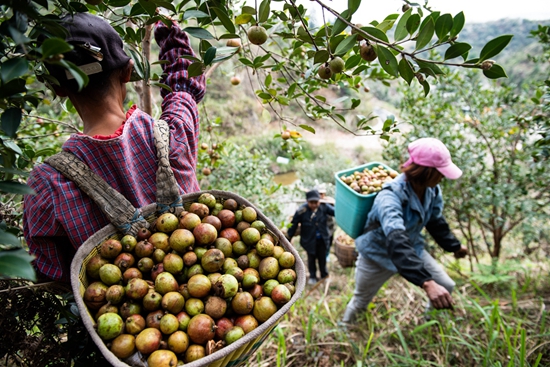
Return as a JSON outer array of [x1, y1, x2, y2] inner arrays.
[[23, 13, 205, 282], [342, 138, 468, 323]]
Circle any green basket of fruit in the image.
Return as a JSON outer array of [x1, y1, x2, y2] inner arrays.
[[70, 190, 306, 367], [334, 162, 398, 239]]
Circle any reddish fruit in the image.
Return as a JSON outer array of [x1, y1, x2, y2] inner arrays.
[[135, 240, 154, 258], [219, 228, 240, 243], [223, 199, 238, 211], [125, 314, 146, 335], [135, 328, 162, 354], [188, 202, 209, 218], [114, 252, 135, 272], [193, 223, 218, 246], [122, 267, 143, 284], [100, 239, 122, 259], [215, 317, 234, 339], [187, 314, 216, 345], [271, 284, 292, 305], [234, 314, 259, 334], [231, 291, 254, 315], [146, 310, 165, 329], [86, 255, 109, 279], [137, 227, 152, 241], [202, 215, 222, 232], [230, 76, 241, 85], [143, 290, 163, 312]]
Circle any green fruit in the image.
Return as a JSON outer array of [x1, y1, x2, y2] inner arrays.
[[247, 25, 268, 45], [97, 313, 124, 340], [329, 57, 345, 74]]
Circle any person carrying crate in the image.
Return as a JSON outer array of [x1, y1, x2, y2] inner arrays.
[[23, 13, 206, 282], [342, 138, 468, 323], [287, 189, 335, 285]]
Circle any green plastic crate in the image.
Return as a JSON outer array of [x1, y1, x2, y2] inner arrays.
[[334, 162, 396, 239]]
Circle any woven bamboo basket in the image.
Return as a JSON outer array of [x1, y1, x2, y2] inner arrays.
[[70, 190, 306, 367], [334, 235, 358, 268]]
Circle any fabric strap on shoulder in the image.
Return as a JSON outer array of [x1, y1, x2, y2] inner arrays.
[[152, 119, 183, 216], [45, 151, 149, 236]]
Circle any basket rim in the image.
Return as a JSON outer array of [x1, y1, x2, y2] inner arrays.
[[70, 189, 306, 367]]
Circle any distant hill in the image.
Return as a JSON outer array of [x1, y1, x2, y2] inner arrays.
[[458, 18, 549, 84]]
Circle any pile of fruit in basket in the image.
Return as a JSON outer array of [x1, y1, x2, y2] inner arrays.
[[336, 232, 355, 247], [339, 165, 398, 195], [83, 193, 297, 366]]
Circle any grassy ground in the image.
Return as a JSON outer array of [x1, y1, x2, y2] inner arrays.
[[249, 247, 550, 367]]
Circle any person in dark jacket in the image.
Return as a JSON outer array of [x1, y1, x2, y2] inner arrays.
[[342, 138, 468, 323], [287, 190, 335, 285]]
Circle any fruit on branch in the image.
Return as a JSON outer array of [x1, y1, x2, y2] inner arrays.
[[281, 130, 291, 140], [360, 43, 377, 62], [329, 57, 345, 74], [402, 4, 411, 12], [480, 60, 494, 70], [351, 23, 365, 41], [247, 25, 268, 46], [226, 38, 242, 51], [318, 64, 332, 79], [230, 76, 241, 85]]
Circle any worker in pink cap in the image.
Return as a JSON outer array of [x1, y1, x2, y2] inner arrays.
[[341, 138, 468, 324]]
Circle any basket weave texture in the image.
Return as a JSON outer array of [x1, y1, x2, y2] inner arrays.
[[71, 190, 306, 367], [334, 236, 358, 268]]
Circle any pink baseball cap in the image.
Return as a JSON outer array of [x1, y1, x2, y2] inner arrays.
[[402, 138, 462, 179]]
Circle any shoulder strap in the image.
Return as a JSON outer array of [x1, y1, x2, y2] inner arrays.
[[152, 119, 183, 216], [45, 151, 149, 236]]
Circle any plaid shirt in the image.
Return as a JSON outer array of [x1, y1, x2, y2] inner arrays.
[[23, 23, 206, 282]]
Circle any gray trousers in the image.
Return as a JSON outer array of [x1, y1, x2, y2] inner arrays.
[[342, 251, 455, 323]]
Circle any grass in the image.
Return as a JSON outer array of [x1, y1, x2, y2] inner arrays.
[[246, 247, 550, 367]]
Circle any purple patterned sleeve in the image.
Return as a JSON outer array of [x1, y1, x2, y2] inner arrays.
[[155, 22, 206, 103]]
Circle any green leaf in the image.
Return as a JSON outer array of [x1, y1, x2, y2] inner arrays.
[[394, 8, 412, 42], [183, 27, 215, 40], [1, 108, 22, 138], [41, 38, 73, 59], [265, 74, 272, 87], [258, 0, 270, 23], [1, 58, 29, 83], [334, 35, 358, 56], [212, 7, 236, 34], [61, 60, 89, 91], [0, 249, 36, 281], [415, 17, 435, 51], [412, 320, 439, 334], [0, 79, 26, 99], [450, 12, 465, 38], [235, 14, 253, 25], [203, 47, 217, 66], [351, 98, 361, 108], [0, 167, 29, 177], [3, 141, 22, 155], [187, 62, 205, 77], [152, 82, 172, 92], [183, 10, 210, 20], [435, 14, 453, 41], [359, 26, 389, 43], [376, 14, 399, 33], [0, 230, 21, 248], [138, 0, 156, 16], [345, 54, 362, 69], [242, 6, 256, 15], [398, 58, 414, 85], [299, 124, 316, 134], [0, 181, 35, 195], [69, 1, 88, 11], [239, 57, 254, 67], [483, 64, 507, 79], [416, 60, 445, 75], [406, 14, 421, 35], [107, 0, 131, 6], [313, 50, 330, 64], [444, 42, 471, 60], [376, 45, 398, 77], [421, 79, 430, 96], [348, 0, 361, 15], [332, 10, 350, 36], [479, 35, 513, 62]]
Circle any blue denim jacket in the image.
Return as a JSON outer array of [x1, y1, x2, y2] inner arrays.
[[355, 173, 444, 272]]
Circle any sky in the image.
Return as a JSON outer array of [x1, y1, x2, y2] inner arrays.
[[302, 0, 550, 24]]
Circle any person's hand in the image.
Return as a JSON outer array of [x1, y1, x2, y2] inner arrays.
[[422, 280, 454, 310], [454, 245, 468, 259]]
